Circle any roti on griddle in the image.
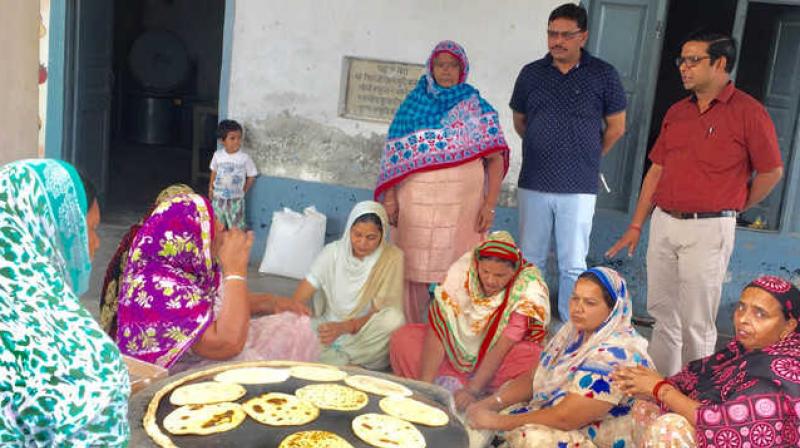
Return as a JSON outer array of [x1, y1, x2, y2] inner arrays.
[[289, 365, 348, 382], [213, 366, 290, 385], [378, 396, 449, 426], [163, 402, 246, 435], [243, 392, 319, 426], [278, 430, 354, 448], [169, 381, 246, 406], [352, 413, 426, 448], [295, 383, 369, 411], [344, 374, 412, 397]]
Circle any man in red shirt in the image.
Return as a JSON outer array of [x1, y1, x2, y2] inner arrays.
[[606, 32, 783, 375]]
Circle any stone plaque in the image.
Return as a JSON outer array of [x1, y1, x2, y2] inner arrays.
[[340, 56, 424, 123]]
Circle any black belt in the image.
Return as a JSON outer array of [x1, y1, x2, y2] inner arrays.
[[661, 209, 737, 220]]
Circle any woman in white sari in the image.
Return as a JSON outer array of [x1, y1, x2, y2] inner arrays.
[[289, 201, 405, 369]]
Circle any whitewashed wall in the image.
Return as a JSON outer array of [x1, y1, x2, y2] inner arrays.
[[228, 0, 565, 203]]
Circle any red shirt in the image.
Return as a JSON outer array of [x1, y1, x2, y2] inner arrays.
[[649, 82, 782, 212]]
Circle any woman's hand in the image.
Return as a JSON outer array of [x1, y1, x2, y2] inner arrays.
[[466, 403, 500, 430], [318, 321, 351, 345], [611, 365, 663, 398], [475, 202, 495, 233], [218, 228, 254, 276], [454, 387, 479, 412], [272, 296, 311, 316]]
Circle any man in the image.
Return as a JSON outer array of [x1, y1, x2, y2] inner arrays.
[[510, 3, 626, 322], [607, 32, 783, 375]]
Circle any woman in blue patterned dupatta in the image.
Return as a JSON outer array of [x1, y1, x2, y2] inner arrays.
[[0, 159, 129, 446], [466, 267, 652, 448], [376, 40, 511, 324]]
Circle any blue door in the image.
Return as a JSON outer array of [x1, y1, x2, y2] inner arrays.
[[584, 0, 668, 211]]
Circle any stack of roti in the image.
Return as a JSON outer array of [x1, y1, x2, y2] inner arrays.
[[352, 413, 426, 448], [295, 384, 369, 411], [213, 367, 291, 384], [344, 375, 412, 397], [243, 392, 319, 426]]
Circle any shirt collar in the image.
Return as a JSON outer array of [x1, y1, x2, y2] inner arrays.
[[545, 49, 591, 72], [690, 80, 735, 104]]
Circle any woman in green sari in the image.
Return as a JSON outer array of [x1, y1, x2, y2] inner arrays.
[[0, 159, 129, 446]]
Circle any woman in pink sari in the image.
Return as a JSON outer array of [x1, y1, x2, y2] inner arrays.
[[115, 193, 319, 371], [376, 40, 510, 323]]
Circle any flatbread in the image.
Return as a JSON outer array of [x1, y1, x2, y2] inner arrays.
[[378, 396, 449, 427], [352, 413, 426, 448], [278, 430, 354, 448], [290, 365, 348, 382], [243, 392, 319, 426], [163, 402, 246, 435], [295, 384, 369, 411], [214, 367, 290, 385], [169, 381, 246, 406], [344, 375, 412, 397]]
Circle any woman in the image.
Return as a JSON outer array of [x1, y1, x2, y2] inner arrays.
[[288, 201, 405, 370], [390, 231, 549, 412], [115, 192, 318, 371], [376, 40, 510, 323], [613, 275, 800, 447], [466, 267, 652, 448], [0, 159, 129, 445], [99, 183, 194, 337]]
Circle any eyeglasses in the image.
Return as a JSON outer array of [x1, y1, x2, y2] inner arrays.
[[674, 55, 711, 68], [547, 29, 584, 40]]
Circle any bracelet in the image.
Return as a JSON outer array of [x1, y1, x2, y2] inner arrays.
[[223, 274, 247, 283], [629, 224, 642, 233], [494, 394, 504, 407], [652, 380, 670, 403]]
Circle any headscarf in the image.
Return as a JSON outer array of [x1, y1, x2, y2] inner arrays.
[[428, 231, 550, 373], [374, 40, 510, 200], [0, 159, 129, 445], [99, 183, 194, 337], [531, 267, 652, 408], [668, 275, 800, 446], [116, 193, 218, 368], [307, 201, 404, 321]]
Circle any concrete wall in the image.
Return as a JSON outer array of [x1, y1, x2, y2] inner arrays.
[[228, 0, 565, 205], [0, 0, 40, 164]]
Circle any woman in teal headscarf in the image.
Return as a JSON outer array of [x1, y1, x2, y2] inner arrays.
[[0, 159, 129, 446]]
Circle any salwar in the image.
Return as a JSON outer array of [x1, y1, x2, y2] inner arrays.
[[403, 280, 431, 323], [319, 307, 405, 370], [389, 323, 541, 392], [503, 424, 597, 447]]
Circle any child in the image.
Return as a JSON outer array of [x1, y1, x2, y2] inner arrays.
[[209, 119, 258, 229]]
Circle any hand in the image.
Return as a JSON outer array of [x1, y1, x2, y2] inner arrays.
[[611, 365, 663, 398], [454, 387, 479, 412], [475, 203, 495, 233], [466, 403, 499, 430], [605, 228, 641, 258], [272, 296, 310, 316], [218, 228, 254, 276], [318, 321, 350, 345]]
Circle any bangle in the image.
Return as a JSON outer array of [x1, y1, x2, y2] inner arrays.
[[652, 380, 670, 403], [629, 224, 642, 233], [493, 394, 503, 407], [224, 274, 247, 283]]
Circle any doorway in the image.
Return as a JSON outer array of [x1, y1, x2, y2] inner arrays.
[[64, 0, 225, 214]]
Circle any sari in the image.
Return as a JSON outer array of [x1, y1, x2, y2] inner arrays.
[[116, 193, 318, 370], [637, 275, 800, 447], [502, 267, 652, 448], [99, 183, 193, 337], [391, 231, 549, 391], [306, 201, 405, 369], [0, 159, 129, 446]]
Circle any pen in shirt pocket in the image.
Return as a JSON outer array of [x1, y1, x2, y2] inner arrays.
[[706, 126, 714, 138]]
